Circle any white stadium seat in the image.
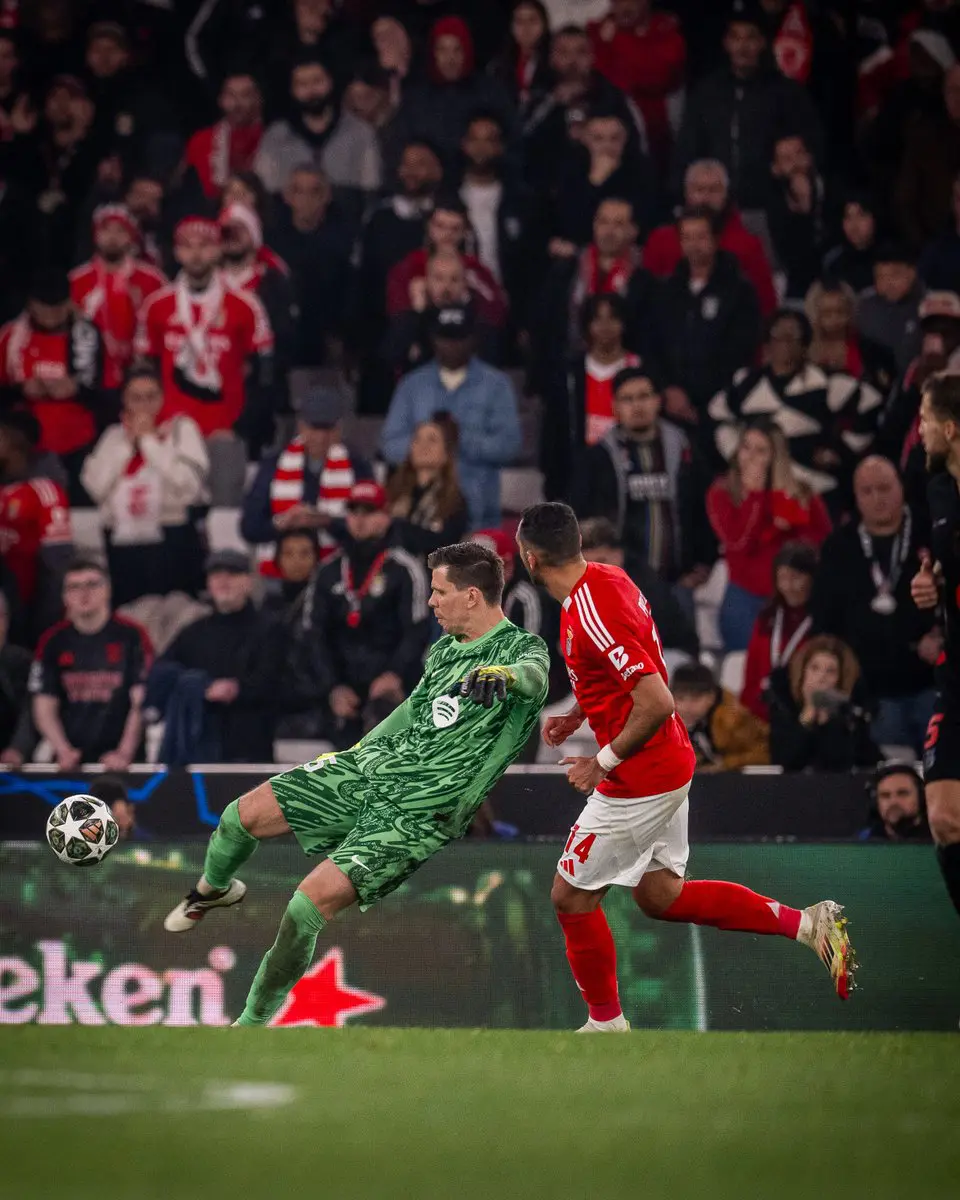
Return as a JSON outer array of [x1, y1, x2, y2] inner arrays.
[[205, 507, 249, 554], [70, 507, 106, 558], [719, 650, 747, 699]]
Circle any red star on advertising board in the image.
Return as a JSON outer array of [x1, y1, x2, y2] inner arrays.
[[269, 948, 386, 1027]]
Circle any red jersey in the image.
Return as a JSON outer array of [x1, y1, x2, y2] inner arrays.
[[561, 562, 694, 798], [70, 257, 166, 390], [0, 476, 71, 604], [134, 275, 273, 437], [0, 316, 101, 455]]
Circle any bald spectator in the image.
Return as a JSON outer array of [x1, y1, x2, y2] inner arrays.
[[382, 248, 500, 371], [643, 159, 776, 316], [811, 457, 936, 752]]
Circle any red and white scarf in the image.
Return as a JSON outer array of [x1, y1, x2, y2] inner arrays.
[[76, 257, 135, 378], [259, 437, 356, 575], [173, 272, 225, 394], [571, 243, 641, 326], [190, 120, 263, 198]]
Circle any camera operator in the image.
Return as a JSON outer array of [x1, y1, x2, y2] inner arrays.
[[860, 763, 930, 842], [768, 635, 881, 771]]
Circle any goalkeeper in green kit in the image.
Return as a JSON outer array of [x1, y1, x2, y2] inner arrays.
[[163, 541, 549, 1026]]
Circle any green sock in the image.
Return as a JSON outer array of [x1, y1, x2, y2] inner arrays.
[[202, 799, 259, 892], [236, 890, 327, 1026]]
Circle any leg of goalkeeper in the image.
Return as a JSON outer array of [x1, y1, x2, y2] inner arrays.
[[234, 860, 358, 1027]]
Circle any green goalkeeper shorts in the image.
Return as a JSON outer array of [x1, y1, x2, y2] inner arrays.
[[269, 752, 452, 910]]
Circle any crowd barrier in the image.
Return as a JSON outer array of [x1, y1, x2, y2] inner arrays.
[[0, 765, 886, 840], [1, 841, 956, 1031]]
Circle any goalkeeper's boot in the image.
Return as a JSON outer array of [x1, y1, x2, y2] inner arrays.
[[163, 879, 247, 932], [798, 899, 857, 1000], [577, 1014, 631, 1033]]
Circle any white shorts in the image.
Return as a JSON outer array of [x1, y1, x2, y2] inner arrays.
[[556, 782, 691, 891]]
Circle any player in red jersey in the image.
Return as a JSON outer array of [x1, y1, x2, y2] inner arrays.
[[517, 503, 856, 1030]]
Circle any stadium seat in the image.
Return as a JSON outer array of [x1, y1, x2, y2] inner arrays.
[[70, 507, 106, 558], [205, 507, 250, 554], [694, 558, 728, 653], [500, 467, 544, 514], [273, 739, 334, 766], [719, 650, 747, 699]]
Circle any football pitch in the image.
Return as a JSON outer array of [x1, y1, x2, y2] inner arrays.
[[0, 1028, 956, 1200]]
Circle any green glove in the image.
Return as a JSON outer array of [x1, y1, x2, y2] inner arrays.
[[451, 666, 517, 708]]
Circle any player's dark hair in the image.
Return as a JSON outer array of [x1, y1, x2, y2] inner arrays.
[[579, 517, 620, 552], [64, 556, 108, 580], [518, 503, 582, 567], [428, 542, 504, 605], [924, 371, 960, 424], [671, 663, 718, 696]]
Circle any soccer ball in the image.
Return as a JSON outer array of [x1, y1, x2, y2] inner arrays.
[[46, 795, 119, 866]]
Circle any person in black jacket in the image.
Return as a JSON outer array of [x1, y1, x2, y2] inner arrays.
[[671, 3, 822, 213], [768, 634, 880, 772], [651, 206, 761, 441], [574, 366, 715, 594], [299, 480, 430, 748], [153, 549, 286, 764]]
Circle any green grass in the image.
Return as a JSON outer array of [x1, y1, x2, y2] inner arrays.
[[0, 1029, 957, 1200]]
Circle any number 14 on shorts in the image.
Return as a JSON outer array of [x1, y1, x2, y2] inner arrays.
[[560, 824, 596, 877]]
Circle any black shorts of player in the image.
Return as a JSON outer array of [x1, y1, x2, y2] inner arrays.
[[923, 694, 960, 783]]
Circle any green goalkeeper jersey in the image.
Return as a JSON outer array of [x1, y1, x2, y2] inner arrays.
[[352, 618, 550, 836]]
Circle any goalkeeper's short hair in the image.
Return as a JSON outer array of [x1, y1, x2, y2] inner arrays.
[[428, 541, 504, 605]]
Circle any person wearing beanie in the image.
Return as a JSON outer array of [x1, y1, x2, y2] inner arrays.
[[69, 204, 166, 402]]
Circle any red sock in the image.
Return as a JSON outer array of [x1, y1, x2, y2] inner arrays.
[[660, 880, 802, 939], [557, 909, 622, 1021]]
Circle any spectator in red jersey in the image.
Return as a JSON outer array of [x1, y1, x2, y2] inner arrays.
[[219, 202, 296, 382], [240, 387, 371, 576], [0, 268, 102, 501], [0, 409, 71, 642], [30, 557, 152, 770], [643, 159, 776, 316], [69, 203, 166, 407], [80, 367, 209, 606], [488, 0, 552, 116], [805, 280, 864, 377], [741, 540, 816, 723], [134, 217, 275, 460], [588, 0, 686, 174], [386, 196, 508, 332], [182, 71, 263, 200], [707, 418, 831, 651]]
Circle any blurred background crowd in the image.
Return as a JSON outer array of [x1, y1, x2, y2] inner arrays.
[[0, 0, 951, 841]]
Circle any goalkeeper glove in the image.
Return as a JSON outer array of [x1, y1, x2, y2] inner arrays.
[[451, 666, 517, 708]]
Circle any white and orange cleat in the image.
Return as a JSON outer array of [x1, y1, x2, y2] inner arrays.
[[798, 900, 858, 1000], [577, 1014, 631, 1032]]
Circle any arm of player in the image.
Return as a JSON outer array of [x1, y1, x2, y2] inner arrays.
[[561, 673, 676, 795], [454, 653, 549, 708]]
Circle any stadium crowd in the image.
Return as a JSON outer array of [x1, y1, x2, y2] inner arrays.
[[0, 0, 954, 822]]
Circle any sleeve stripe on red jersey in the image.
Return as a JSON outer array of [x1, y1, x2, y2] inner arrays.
[[579, 584, 616, 646], [574, 590, 613, 652]]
